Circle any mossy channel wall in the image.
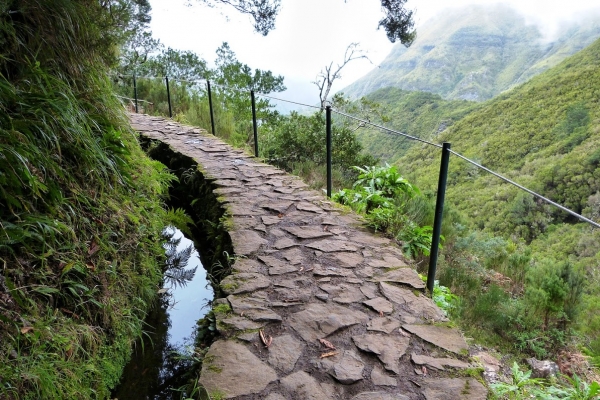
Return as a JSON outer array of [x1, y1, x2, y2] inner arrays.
[[139, 137, 233, 297]]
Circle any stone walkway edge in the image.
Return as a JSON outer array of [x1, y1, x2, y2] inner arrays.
[[130, 114, 488, 400]]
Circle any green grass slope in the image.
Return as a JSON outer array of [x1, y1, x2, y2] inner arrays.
[[400, 36, 600, 228], [353, 88, 478, 164], [344, 5, 600, 102]]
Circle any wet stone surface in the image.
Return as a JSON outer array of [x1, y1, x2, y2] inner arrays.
[[132, 114, 488, 399]]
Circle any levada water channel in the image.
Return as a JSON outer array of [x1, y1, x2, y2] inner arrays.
[[112, 227, 213, 399]]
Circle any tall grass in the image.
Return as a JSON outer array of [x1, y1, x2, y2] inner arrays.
[[0, 1, 173, 398]]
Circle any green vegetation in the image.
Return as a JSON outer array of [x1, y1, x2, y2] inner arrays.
[[380, 37, 600, 366], [332, 164, 438, 259], [352, 87, 477, 163], [115, 41, 284, 151], [0, 1, 173, 398], [491, 362, 600, 399], [344, 4, 600, 101]]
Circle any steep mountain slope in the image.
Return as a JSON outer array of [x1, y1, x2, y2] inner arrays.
[[400, 37, 600, 237], [344, 5, 600, 101], [354, 88, 478, 164]]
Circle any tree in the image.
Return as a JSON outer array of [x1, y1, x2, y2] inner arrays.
[[314, 43, 371, 108], [196, 0, 416, 44]]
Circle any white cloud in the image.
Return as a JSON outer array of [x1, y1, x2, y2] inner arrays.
[[149, 0, 600, 106]]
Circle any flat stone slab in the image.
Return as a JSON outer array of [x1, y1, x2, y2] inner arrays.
[[313, 265, 355, 277], [373, 268, 426, 289], [352, 392, 409, 400], [289, 303, 368, 342], [273, 237, 298, 249], [268, 334, 304, 373], [227, 295, 282, 322], [380, 282, 446, 321], [231, 259, 261, 273], [296, 202, 323, 213], [306, 239, 360, 252], [403, 324, 469, 355], [218, 316, 263, 332], [279, 247, 304, 264], [199, 341, 277, 398], [280, 371, 333, 399], [334, 252, 364, 267], [352, 334, 410, 374], [229, 229, 267, 255], [260, 200, 294, 213], [367, 317, 402, 334], [220, 273, 271, 295], [363, 297, 394, 314], [262, 215, 282, 225], [423, 378, 487, 400], [282, 226, 333, 239], [371, 365, 397, 386], [326, 350, 365, 384], [259, 255, 298, 275], [411, 353, 470, 371]]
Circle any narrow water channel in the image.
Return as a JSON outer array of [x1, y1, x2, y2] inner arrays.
[[112, 228, 213, 400]]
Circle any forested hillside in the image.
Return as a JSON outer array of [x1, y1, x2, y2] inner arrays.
[[353, 88, 478, 164], [395, 37, 600, 362], [344, 4, 600, 101]]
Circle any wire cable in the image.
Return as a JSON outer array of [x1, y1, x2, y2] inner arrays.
[[449, 150, 600, 229], [331, 108, 442, 148], [255, 93, 322, 110]]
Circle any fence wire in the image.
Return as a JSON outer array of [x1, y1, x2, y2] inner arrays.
[[120, 73, 598, 230]]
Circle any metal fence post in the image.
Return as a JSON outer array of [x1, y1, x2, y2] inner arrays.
[[427, 142, 451, 295], [207, 80, 216, 136], [251, 90, 259, 157], [326, 106, 332, 198], [165, 75, 172, 118], [133, 73, 138, 113]]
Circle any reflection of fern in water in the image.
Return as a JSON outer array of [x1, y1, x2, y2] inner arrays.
[[162, 227, 197, 289]]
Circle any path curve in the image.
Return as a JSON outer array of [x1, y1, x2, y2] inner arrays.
[[130, 114, 487, 400]]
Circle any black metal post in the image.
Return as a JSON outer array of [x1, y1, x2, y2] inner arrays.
[[207, 80, 216, 136], [165, 75, 172, 118], [251, 90, 259, 157], [133, 73, 138, 113], [427, 142, 451, 295], [326, 106, 332, 198]]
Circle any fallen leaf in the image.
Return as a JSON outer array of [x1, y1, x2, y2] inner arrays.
[[259, 329, 272, 348], [88, 241, 100, 256], [399, 329, 410, 337], [320, 351, 338, 359], [278, 213, 284, 218], [20, 326, 34, 334], [318, 338, 336, 350]]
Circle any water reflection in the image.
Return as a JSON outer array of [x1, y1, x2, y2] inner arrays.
[[113, 228, 213, 400]]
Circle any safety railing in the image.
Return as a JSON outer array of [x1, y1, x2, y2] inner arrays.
[[116, 73, 600, 296]]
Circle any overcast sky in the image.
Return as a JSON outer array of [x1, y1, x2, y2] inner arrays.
[[149, 0, 600, 106]]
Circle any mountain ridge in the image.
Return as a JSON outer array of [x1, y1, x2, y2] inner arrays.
[[343, 4, 600, 101]]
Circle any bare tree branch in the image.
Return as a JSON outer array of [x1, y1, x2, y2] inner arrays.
[[313, 43, 372, 109]]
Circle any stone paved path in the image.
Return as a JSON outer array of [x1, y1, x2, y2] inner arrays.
[[130, 114, 488, 400]]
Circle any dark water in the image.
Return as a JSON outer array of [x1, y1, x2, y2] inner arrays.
[[112, 228, 213, 400]]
